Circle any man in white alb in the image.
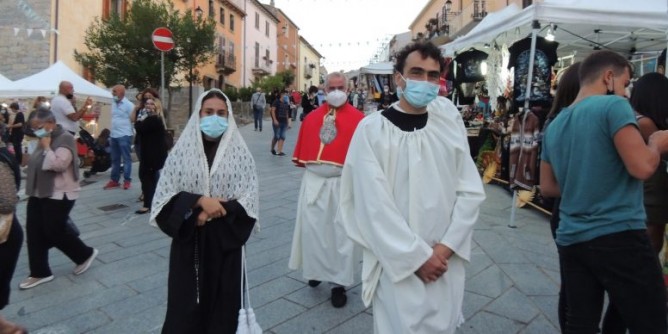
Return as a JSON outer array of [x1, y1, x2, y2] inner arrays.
[[340, 41, 486, 333]]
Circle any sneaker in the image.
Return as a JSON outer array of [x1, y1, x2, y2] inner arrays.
[[278, 152, 286, 156], [103, 180, 120, 190], [123, 180, 131, 190], [74, 248, 98, 275], [19, 275, 54, 289], [308, 280, 321, 287], [271, 149, 277, 155], [331, 287, 347, 308]]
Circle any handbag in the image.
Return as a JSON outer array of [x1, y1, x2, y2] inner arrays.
[[236, 246, 262, 334], [161, 116, 174, 151], [0, 213, 12, 244]]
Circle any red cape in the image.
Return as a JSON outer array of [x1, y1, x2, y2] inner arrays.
[[292, 102, 364, 167]]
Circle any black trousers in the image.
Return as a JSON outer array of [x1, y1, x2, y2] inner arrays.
[[560, 229, 667, 334], [0, 216, 23, 309], [26, 197, 93, 277], [10, 136, 22, 166], [139, 164, 159, 209]]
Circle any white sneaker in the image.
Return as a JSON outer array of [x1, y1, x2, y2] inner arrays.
[[73, 248, 98, 275], [19, 275, 54, 289]]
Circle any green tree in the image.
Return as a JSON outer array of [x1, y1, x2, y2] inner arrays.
[[74, 0, 216, 119]]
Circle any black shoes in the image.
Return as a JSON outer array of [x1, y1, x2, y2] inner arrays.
[[271, 149, 276, 155], [308, 280, 321, 287], [331, 287, 347, 308]]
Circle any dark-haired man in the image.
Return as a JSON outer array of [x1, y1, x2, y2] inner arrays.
[[270, 90, 292, 156], [541, 50, 668, 333], [340, 41, 485, 333]]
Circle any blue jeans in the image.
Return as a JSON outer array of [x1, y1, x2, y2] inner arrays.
[[110, 135, 132, 182], [272, 121, 287, 140], [559, 229, 667, 334], [253, 106, 263, 130]]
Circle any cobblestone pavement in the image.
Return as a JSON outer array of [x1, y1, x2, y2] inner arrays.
[[5, 117, 560, 333]]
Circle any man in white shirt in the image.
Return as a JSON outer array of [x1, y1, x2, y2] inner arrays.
[[50, 81, 92, 135], [339, 41, 486, 334], [103, 85, 134, 190]]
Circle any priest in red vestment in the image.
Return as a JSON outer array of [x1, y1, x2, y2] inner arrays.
[[289, 72, 364, 308]]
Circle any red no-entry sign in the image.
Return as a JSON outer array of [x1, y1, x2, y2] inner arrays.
[[152, 27, 174, 52]]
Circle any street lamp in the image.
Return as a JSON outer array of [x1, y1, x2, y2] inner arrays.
[[195, 6, 203, 18]]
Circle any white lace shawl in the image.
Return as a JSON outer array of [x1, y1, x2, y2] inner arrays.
[[150, 89, 259, 226]]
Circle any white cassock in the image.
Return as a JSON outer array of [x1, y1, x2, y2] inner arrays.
[[289, 163, 356, 286], [340, 97, 486, 333]]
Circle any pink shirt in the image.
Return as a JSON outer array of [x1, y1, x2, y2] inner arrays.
[[42, 147, 80, 200]]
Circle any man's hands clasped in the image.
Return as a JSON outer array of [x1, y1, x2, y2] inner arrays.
[[416, 244, 454, 283]]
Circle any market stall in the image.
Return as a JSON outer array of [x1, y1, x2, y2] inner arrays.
[[0, 61, 113, 137], [441, 0, 668, 221]]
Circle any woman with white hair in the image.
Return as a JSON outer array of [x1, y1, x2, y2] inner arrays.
[[150, 89, 259, 333]]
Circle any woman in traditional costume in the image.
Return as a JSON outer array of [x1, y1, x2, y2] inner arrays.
[[150, 89, 259, 333]]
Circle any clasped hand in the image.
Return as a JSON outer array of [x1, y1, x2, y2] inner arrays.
[[195, 196, 227, 226], [416, 244, 454, 283]]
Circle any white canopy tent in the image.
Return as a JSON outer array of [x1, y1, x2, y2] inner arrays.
[[442, 0, 668, 59], [359, 62, 395, 75], [0, 73, 11, 86], [0, 61, 113, 102], [442, 0, 668, 226]]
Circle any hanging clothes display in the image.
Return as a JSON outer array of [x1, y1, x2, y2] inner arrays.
[[454, 49, 489, 83], [508, 110, 540, 190], [507, 37, 559, 105], [486, 44, 511, 112]]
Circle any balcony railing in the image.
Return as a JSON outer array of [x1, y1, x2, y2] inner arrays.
[[303, 64, 314, 79], [252, 59, 271, 76], [215, 52, 236, 74]]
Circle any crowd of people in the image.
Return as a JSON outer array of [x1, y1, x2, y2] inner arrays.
[[1, 40, 667, 334]]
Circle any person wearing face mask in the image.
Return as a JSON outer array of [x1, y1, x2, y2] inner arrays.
[[133, 98, 167, 215], [20, 107, 98, 290], [289, 72, 364, 308], [541, 50, 668, 333], [104, 85, 135, 190], [339, 42, 486, 334], [270, 90, 293, 156], [50, 81, 93, 135], [150, 89, 258, 333]]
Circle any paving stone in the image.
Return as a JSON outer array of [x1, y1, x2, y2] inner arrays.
[[88, 304, 166, 334], [255, 298, 308, 329], [250, 276, 306, 308], [272, 288, 367, 334], [466, 249, 494, 278], [529, 296, 561, 330], [460, 311, 524, 334], [499, 264, 559, 296], [521, 314, 560, 334], [32, 310, 111, 334], [463, 291, 493, 319], [100, 286, 166, 320], [465, 265, 514, 299], [485, 287, 540, 323], [326, 312, 374, 334]]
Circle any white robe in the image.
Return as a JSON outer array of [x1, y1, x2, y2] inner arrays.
[[288, 164, 356, 286], [339, 97, 486, 333]]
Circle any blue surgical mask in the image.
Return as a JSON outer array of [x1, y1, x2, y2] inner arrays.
[[112, 96, 119, 102], [283, 96, 289, 103], [34, 128, 50, 138], [397, 74, 439, 108], [200, 115, 228, 138]]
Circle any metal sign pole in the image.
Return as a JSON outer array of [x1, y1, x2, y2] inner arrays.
[[161, 51, 165, 105]]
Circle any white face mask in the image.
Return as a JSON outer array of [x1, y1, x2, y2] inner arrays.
[[326, 89, 347, 107]]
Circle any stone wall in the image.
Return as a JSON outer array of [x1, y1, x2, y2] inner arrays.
[[162, 86, 259, 139], [0, 0, 51, 80]]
